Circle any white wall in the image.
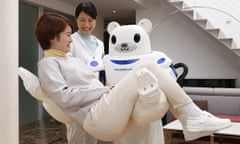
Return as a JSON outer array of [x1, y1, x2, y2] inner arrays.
[[0, 0, 19, 143], [136, 2, 240, 87], [190, 95, 240, 115], [93, 17, 104, 41]]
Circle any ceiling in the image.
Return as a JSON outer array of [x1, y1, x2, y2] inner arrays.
[[63, 0, 159, 23]]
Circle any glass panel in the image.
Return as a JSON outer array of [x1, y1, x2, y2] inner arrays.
[[19, 1, 41, 126]]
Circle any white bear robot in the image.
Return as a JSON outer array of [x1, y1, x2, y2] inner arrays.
[[103, 19, 177, 87], [103, 19, 177, 144]]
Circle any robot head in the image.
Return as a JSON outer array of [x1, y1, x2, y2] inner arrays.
[[107, 19, 152, 56]]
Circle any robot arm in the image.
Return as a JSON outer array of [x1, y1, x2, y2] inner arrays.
[[133, 68, 169, 126], [136, 67, 159, 97], [153, 51, 178, 79]]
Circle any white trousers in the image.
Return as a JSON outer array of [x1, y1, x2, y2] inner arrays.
[[83, 61, 192, 141], [115, 120, 164, 144], [66, 122, 114, 144]]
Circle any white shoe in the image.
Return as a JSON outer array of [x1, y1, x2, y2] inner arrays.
[[183, 111, 231, 141]]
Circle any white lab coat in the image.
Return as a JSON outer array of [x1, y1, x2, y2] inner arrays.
[[70, 32, 105, 73], [69, 32, 111, 144]]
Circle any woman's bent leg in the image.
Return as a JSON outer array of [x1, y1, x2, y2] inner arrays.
[[84, 61, 231, 142], [148, 62, 193, 109], [83, 61, 187, 141], [143, 61, 231, 141], [83, 66, 140, 141], [66, 122, 97, 144]]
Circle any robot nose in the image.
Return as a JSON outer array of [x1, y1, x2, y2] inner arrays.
[[121, 43, 128, 47]]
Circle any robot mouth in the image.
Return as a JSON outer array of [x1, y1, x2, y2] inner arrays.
[[120, 43, 129, 52], [115, 43, 137, 53], [120, 47, 129, 52], [110, 58, 140, 65]]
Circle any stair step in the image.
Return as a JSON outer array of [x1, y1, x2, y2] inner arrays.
[[170, 1, 184, 9], [232, 49, 240, 56], [194, 19, 207, 27], [206, 28, 220, 38], [219, 38, 234, 48], [182, 9, 194, 19], [194, 19, 214, 29]]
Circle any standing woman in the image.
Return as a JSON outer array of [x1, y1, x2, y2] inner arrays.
[[70, 1, 110, 144], [70, 1, 105, 77]]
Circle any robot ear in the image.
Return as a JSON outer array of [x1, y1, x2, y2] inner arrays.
[[138, 18, 152, 33], [107, 21, 120, 34]]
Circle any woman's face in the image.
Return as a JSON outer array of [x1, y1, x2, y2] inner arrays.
[[77, 11, 96, 35], [50, 25, 72, 53]]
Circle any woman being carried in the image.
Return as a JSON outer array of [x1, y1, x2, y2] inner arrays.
[[35, 12, 231, 143]]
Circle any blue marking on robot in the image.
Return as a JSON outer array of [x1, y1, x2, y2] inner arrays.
[[157, 58, 166, 64], [110, 58, 139, 65], [170, 64, 178, 77], [90, 60, 99, 67]]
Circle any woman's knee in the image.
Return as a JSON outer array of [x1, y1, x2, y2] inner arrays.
[[83, 114, 127, 141], [83, 124, 125, 141]]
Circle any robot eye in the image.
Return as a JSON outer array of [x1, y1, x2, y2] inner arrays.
[[111, 35, 117, 44], [134, 33, 141, 43]]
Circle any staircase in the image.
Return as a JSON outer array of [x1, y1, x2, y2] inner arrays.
[[166, 0, 240, 56]]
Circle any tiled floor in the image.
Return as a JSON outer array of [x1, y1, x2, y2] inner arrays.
[[20, 118, 112, 144], [20, 118, 239, 144], [20, 118, 67, 144]]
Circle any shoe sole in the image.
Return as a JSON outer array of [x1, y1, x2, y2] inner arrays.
[[185, 119, 231, 132], [184, 130, 214, 141], [184, 121, 232, 141]]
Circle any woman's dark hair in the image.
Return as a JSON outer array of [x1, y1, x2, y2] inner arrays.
[[75, 1, 97, 19], [35, 12, 73, 50]]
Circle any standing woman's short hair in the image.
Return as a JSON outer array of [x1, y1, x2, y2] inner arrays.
[[35, 12, 73, 50], [75, 1, 97, 19]]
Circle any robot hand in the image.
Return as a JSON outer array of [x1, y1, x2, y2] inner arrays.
[[136, 68, 159, 98], [133, 68, 169, 126]]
